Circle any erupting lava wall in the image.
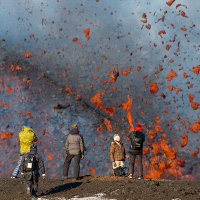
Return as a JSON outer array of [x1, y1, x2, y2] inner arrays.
[[0, 0, 199, 179]]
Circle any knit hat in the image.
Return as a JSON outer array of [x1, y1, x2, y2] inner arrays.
[[113, 134, 120, 142], [135, 125, 142, 132], [71, 124, 78, 129]]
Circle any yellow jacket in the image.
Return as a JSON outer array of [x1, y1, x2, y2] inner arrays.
[[19, 126, 38, 154]]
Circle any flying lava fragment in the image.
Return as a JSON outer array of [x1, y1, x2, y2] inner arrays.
[[72, 37, 83, 47], [166, 70, 177, 81], [24, 52, 32, 58], [84, 28, 91, 40], [150, 82, 159, 95], [180, 134, 188, 148], [166, 0, 175, 7]]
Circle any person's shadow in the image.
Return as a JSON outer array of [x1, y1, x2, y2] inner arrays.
[[41, 182, 82, 196]]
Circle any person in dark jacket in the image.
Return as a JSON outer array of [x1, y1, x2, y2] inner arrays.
[[20, 144, 45, 199], [63, 124, 84, 180], [11, 125, 38, 178], [128, 124, 145, 179], [110, 134, 126, 176]]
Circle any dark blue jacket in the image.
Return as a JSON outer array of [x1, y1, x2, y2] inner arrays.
[[129, 131, 145, 155]]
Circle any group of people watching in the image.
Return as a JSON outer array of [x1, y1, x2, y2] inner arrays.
[[110, 124, 145, 179], [11, 123, 145, 199]]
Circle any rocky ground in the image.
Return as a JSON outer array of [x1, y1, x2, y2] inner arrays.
[[0, 176, 200, 200]]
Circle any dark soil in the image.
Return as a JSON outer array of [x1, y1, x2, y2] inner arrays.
[[0, 176, 200, 200]]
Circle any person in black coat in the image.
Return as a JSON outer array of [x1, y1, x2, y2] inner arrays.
[[21, 144, 45, 199], [128, 124, 145, 179]]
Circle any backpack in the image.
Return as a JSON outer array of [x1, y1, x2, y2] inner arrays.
[[24, 154, 38, 172], [130, 132, 143, 151]]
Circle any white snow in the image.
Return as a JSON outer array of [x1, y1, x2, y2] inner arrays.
[[37, 193, 116, 200]]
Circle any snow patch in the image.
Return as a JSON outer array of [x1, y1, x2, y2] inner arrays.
[[37, 193, 116, 200]]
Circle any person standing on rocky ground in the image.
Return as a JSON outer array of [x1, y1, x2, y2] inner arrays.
[[63, 124, 84, 180], [110, 134, 126, 176], [128, 124, 145, 179], [20, 144, 45, 200], [11, 125, 38, 178]]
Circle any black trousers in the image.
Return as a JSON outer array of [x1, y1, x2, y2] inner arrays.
[[25, 172, 39, 196], [129, 154, 143, 177], [63, 154, 81, 178]]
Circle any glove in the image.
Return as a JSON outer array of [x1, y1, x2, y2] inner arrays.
[[112, 162, 117, 168], [42, 174, 46, 179], [21, 172, 24, 178]]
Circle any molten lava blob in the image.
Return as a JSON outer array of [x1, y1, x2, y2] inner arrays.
[[180, 134, 188, 148], [166, 70, 177, 81], [84, 28, 91, 40], [193, 65, 200, 75], [90, 90, 116, 116], [150, 82, 159, 95], [119, 95, 134, 132], [121, 68, 131, 76], [166, 0, 175, 7], [0, 132, 14, 140], [104, 118, 112, 132], [189, 121, 200, 133], [24, 52, 32, 58], [107, 68, 119, 83]]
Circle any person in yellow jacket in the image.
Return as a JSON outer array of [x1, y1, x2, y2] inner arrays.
[[11, 126, 38, 178]]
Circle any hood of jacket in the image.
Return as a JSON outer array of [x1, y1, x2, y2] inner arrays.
[[19, 126, 38, 154], [21, 126, 34, 133]]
